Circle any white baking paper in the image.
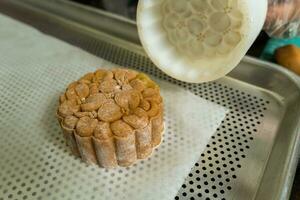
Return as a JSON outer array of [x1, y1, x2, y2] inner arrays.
[[0, 14, 228, 200]]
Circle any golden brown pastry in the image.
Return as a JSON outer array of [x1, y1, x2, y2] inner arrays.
[[275, 45, 300, 75], [56, 68, 164, 168]]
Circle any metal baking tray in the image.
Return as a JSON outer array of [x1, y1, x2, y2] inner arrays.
[[0, 0, 299, 199]]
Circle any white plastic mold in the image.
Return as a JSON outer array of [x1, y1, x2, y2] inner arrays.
[[137, 0, 267, 83]]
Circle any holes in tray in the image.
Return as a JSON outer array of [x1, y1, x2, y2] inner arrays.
[[175, 84, 266, 199]]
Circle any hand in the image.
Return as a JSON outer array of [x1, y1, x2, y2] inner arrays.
[[264, 0, 300, 38]]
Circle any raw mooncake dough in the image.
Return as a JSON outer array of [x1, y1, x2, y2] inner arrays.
[[56, 68, 164, 168]]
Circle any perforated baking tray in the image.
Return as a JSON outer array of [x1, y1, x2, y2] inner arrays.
[[0, 0, 299, 200]]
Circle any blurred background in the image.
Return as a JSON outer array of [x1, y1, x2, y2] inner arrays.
[[71, 0, 138, 19]]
